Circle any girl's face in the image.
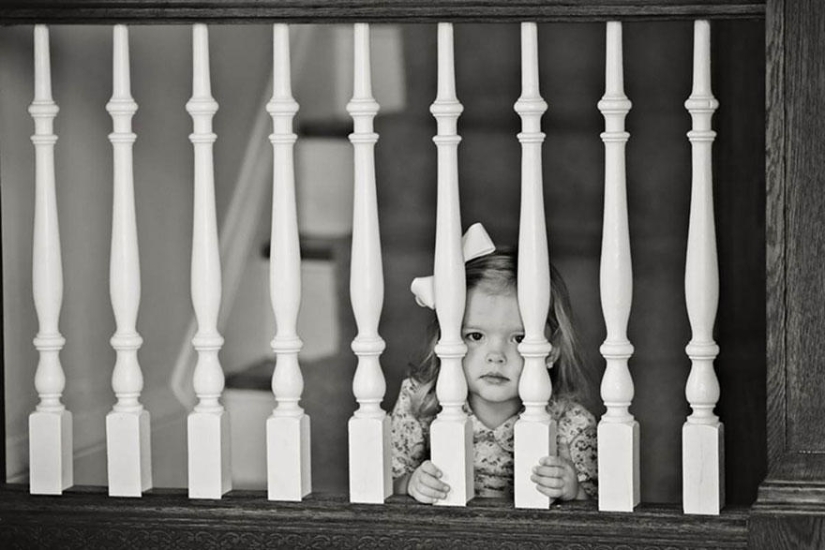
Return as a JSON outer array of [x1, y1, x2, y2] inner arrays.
[[461, 287, 525, 411]]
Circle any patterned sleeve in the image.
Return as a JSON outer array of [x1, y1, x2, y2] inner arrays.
[[557, 401, 599, 499], [390, 377, 428, 479]]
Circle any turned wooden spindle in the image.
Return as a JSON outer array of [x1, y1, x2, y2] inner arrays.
[[106, 24, 152, 497], [267, 23, 311, 502], [347, 22, 392, 504], [597, 21, 640, 513], [186, 23, 231, 500], [429, 22, 474, 507], [513, 21, 556, 510], [683, 19, 724, 516], [29, 24, 73, 496]]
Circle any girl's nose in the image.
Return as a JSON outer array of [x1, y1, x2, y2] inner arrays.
[[486, 350, 505, 364]]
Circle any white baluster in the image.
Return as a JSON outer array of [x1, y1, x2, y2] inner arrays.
[[106, 25, 152, 497], [186, 24, 231, 499], [28, 24, 72, 496], [429, 22, 473, 507], [513, 22, 556, 510], [347, 23, 392, 504], [597, 21, 640, 513], [683, 19, 724, 516], [267, 23, 311, 502]]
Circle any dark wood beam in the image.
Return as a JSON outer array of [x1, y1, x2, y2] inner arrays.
[[0, 485, 749, 549], [752, 0, 825, 546], [0, 1, 764, 24]]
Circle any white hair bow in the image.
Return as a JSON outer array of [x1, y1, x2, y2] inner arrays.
[[410, 223, 496, 309]]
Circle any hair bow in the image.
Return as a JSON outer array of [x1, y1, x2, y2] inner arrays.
[[410, 222, 496, 309]]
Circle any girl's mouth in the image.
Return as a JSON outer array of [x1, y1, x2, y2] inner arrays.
[[480, 373, 509, 385]]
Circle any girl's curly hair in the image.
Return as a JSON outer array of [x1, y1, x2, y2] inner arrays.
[[408, 249, 589, 419]]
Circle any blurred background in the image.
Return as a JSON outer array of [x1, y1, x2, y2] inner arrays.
[[1, 20, 764, 504]]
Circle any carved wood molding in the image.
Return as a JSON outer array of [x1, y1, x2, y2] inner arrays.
[[0, 486, 749, 549]]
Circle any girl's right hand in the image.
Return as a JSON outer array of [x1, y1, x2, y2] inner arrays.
[[407, 460, 450, 503]]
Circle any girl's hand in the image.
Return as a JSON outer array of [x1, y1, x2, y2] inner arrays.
[[531, 444, 585, 501], [407, 460, 450, 503]]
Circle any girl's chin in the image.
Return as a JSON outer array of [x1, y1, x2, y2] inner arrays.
[[474, 387, 520, 404]]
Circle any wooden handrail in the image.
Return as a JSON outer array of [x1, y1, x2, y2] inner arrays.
[[0, 0, 764, 24], [0, 484, 751, 548]]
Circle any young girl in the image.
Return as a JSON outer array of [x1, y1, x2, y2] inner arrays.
[[391, 243, 598, 503]]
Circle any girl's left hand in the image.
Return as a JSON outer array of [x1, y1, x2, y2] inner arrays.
[[531, 444, 583, 501]]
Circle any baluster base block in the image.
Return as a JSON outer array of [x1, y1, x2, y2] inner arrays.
[[598, 419, 640, 512], [29, 409, 73, 495], [267, 414, 311, 501], [106, 409, 152, 497], [188, 410, 232, 499], [431, 418, 474, 506], [514, 418, 558, 509], [683, 421, 725, 515], [348, 415, 392, 503]]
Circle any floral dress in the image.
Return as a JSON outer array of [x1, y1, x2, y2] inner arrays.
[[390, 377, 598, 499]]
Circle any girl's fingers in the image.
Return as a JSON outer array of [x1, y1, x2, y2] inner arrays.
[[419, 473, 450, 493], [531, 474, 564, 489], [408, 462, 450, 503], [533, 464, 565, 478], [409, 487, 438, 504], [420, 460, 443, 478], [410, 477, 448, 502], [415, 482, 449, 501]]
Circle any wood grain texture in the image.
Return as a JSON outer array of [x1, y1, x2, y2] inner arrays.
[[753, 2, 825, 547], [0, 0, 765, 23], [764, 0, 785, 472], [0, 485, 749, 549], [749, 513, 825, 549], [782, 0, 825, 456]]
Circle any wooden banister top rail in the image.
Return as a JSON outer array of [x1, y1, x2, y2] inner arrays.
[[0, 0, 764, 24]]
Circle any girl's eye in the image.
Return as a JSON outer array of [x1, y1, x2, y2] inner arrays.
[[514, 334, 524, 344], [465, 332, 483, 342]]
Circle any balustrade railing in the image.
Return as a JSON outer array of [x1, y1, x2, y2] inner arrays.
[[17, 17, 723, 516]]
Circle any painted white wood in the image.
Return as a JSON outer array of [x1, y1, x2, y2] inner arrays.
[[105, 24, 152, 498], [512, 22, 556, 510], [170, 27, 319, 409], [682, 19, 724, 516], [186, 24, 231, 500], [266, 24, 311, 502], [429, 22, 473, 507], [346, 23, 392, 504], [28, 24, 73, 496], [596, 21, 641, 513]]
